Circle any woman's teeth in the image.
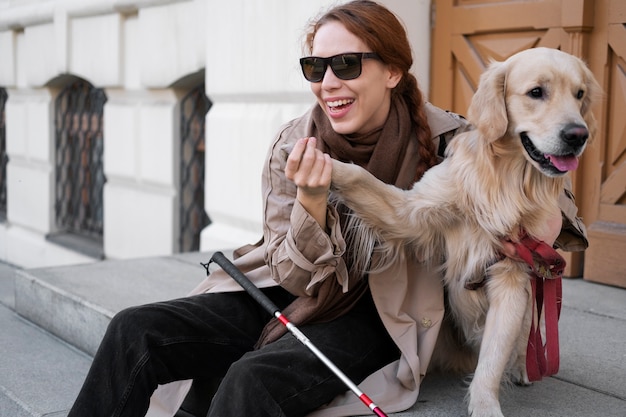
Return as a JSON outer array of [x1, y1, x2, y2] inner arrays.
[[327, 99, 354, 108]]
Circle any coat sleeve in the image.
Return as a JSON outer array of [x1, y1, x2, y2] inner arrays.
[[260, 120, 350, 297]]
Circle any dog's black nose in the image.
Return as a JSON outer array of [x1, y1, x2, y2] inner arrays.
[[560, 123, 589, 147]]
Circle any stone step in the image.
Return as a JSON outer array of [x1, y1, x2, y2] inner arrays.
[[5, 253, 626, 417], [0, 303, 91, 417], [13, 252, 217, 356], [0, 260, 18, 310]]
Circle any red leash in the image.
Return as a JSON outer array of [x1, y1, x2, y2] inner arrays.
[[513, 234, 565, 381]]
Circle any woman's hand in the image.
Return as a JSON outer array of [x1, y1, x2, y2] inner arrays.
[[285, 137, 333, 230], [501, 207, 563, 260]]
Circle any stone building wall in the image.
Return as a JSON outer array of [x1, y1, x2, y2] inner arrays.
[[0, 0, 431, 268]]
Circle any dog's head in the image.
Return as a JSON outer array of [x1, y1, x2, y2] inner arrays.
[[467, 47, 601, 177]]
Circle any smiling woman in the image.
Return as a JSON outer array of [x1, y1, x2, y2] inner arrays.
[[65, 2, 582, 417], [67, 2, 467, 416]]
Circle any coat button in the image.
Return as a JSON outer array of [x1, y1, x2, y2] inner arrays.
[[421, 317, 432, 328]]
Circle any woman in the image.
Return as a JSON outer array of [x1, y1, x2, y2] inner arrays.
[[68, 1, 585, 416]]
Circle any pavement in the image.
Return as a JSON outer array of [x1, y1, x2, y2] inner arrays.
[[0, 252, 625, 417]]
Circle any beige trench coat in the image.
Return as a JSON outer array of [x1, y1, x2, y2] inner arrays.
[[147, 104, 587, 417]]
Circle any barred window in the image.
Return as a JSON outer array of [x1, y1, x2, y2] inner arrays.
[[54, 80, 107, 241], [179, 84, 211, 252], [0, 88, 7, 218]]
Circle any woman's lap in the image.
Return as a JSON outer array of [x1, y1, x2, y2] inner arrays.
[[69, 286, 398, 417]]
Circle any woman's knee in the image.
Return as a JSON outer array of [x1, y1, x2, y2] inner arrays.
[[223, 342, 321, 395], [104, 304, 161, 346], [223, 352, 263, 384], [220, 349, 294, 397]]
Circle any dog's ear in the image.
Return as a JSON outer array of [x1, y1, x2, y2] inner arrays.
[[467, 59, 509, 143], [580, 62, 602, 143]]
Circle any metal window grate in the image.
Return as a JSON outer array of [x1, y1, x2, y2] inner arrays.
[[54, 81, 107, 239], [179, 84, 211, 252], [0, 88, 7, 216]]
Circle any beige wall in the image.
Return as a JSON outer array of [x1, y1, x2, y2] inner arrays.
[[0, 0, 433, 267]]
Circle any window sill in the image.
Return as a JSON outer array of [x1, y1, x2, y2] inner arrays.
[[46, 232, 104, 260]]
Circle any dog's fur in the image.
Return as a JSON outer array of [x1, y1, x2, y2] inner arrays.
[[330, 48, 600, 416]]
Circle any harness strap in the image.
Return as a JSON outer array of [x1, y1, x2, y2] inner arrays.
[[513, 234, 565, 382]]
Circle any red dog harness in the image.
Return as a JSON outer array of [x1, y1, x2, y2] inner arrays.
[[513, 234, 565, 382], [465, 234, 565, 381]]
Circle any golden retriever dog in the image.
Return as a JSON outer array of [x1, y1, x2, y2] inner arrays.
[[329, 47, 600, 416]]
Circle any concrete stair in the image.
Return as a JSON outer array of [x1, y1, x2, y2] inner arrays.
[[13, 252, 212, 357], [0, 252, 215, 417], [0, 302, 91, 417], [1, 252, 626, 417]]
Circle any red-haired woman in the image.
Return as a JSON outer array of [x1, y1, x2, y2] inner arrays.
[[68, 2, 582, 416]]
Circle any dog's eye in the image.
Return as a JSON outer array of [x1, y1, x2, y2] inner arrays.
[[576, 89, 585, 99], [528, 87, 544, 99]]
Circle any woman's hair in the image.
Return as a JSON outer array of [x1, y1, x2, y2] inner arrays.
[[304, 0, 438, 180]]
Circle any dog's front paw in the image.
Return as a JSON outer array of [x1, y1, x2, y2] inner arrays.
[[511, 352, 531, 386], [468, 389, 505, 417], [468, 402, 505, 417], [512, 365, 531, 386], [330, 159, 364, 190]]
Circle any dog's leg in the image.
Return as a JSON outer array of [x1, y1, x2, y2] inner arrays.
[[331, 159, 454, 246], [511, 281, 533, 386], [468, 263, 529, 417]]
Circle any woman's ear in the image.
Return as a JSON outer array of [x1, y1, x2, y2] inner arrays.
[[386, 66, 403, 89], [468, 60, 509, 142]]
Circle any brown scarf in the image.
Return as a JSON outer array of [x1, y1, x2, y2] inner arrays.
[[256, 95, 414, 348]]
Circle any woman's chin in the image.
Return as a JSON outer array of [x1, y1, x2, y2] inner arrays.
[[327, 116, 361, 135]]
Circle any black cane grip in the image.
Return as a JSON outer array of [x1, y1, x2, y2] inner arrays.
[[211, 251, 280, 316]]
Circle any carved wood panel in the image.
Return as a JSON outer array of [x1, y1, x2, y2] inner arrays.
[[583, 0, 626, 287]]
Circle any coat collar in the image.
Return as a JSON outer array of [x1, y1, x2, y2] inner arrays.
[[424, 102, 464, 139]]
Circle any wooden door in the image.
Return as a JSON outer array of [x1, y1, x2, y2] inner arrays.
[[583, 0, 626, 287], [430, 0, 626, 287]]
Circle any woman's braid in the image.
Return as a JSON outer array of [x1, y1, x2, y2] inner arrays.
[[397, 73, 438, 181]]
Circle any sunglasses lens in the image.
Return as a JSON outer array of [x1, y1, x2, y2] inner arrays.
[[331, 54, 362, 80], [300, 53, 370, 82], [300, 57, 325, 82]]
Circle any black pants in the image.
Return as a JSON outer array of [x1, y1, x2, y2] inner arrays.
[[68, 286, 399, 417]]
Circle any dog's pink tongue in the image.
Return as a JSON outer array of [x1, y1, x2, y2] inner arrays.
[[547, 154, 579, 171]]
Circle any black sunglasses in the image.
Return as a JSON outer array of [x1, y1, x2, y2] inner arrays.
[[299, 52, 381, 83]]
